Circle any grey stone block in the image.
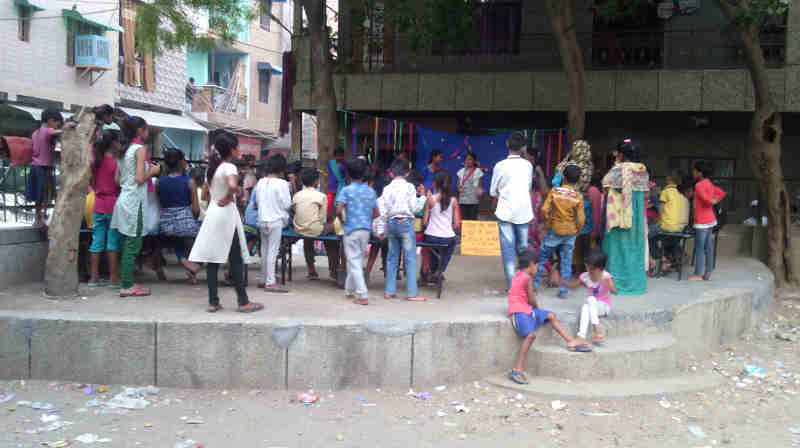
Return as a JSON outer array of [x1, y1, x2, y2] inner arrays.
[[380, 73, 420, 111], [0, 317, 30, 379], [615, 71, 658, 111], [534, 72, 568, 110], [288, 324, 412, 390], [659, 71, 702, 111], [786, 31, 800, 66], [0, 242, 47, 289], [419, 74, 456, 111], [455, 73, 493, 111], [30, 319, 155, 385], [412, 320, 517, 388], [493, 72, 533, 111], [786, 66, 800, 111], [157, 322, 286, 389], [702, 70, 746, 111], [345, 74, 381, 110], [585, 71, 616, 111]]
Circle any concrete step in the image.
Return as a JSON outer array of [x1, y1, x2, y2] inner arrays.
[[485, 372, 723, 399], [529, 333, 682, 380], [532, 310, 673, 344]]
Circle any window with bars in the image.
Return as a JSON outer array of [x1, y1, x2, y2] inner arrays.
[[258, 69, 271, 104], [18, 6, 31, 42], [260, 0, 271, 31]]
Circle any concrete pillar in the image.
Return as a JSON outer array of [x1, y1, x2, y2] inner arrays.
[[788, 2, 800, 65]]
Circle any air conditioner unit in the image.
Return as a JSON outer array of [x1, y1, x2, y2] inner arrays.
[[75, 34, 111, 68]]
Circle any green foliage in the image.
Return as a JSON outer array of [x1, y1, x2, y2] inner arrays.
[[382, 0, 476, 52], [593, 0, 652, 24], [134, 0, 253, 54], [727, 0, 791, 25]]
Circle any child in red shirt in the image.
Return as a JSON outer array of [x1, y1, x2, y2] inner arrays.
[[689, 161, 726, 281], [507, 250, 582, 385]]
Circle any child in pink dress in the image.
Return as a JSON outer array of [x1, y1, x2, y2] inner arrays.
[[564, 249, 617, 343]]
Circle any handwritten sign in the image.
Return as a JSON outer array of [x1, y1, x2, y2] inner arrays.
[[460, 220, 501, 256]]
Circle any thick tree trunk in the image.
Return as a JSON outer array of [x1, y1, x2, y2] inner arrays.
[[715, 0, 798, 287], [545, 0, 586, 143], [44, 110, 95, 298], [303, 0, 338, 169]]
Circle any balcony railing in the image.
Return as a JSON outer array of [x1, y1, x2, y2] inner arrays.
[[350, 28, 786, 73], [191, 85, 247, 120]]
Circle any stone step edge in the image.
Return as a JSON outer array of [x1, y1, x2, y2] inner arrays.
[[531, 333, 677, 354], [485, 372, 723, 399]]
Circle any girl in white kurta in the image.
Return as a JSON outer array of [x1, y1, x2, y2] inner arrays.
[[188, 132, 263, 313]]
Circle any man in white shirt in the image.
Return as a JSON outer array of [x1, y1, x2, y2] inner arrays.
[[490, 132, 534, 289]]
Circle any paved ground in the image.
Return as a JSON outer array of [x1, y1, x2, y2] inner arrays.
[[2, 288, 800, 448], [0, 254, 771, 326]]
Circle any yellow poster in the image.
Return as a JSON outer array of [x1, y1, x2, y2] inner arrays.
[[460, 220, 501, 256]]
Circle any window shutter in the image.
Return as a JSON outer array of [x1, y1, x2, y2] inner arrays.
[[122, 0, 136, 86], [66, 30, 74, 66], [143, 51, 155, 92]]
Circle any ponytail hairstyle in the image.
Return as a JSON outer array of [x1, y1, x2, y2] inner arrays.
[[207, 130, 238, 183], [433, 169, 453, 211], [163, 148, 185, 175], [121, 116, 147, 151], [93, 130, 120, 172]]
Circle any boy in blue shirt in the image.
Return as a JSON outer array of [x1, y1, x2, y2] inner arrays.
[[336, 158, 378, 305]]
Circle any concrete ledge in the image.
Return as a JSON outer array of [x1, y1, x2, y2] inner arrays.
[[0, 317, 30, 379], [30, 318, 155, 385], [157, 322, 286, 389]]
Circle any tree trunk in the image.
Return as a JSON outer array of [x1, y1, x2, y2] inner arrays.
[[545, 0, 586, 144], [302, 0, 338, 170], [44, 110, 95, 298], [714, 0, 797, 287]]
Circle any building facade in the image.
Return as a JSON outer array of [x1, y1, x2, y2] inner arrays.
[[293, 0, 800, 215]]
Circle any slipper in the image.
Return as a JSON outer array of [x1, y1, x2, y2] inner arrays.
[[353, 298, 369, 306], [264, 285, 289, 293], [207, 304, 224, 313], [237, 302, 264, 313], [508, 369, 528, 385], [307, 272, 320, 280], [567, 344, 593, 352], [88, 281, 107, 287], [108, 284, 121, 290], [384, 294, 396, 300], [120, 286, 150, 298], [406, 296, 427, 302]]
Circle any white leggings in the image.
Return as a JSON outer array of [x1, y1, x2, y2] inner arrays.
[[578, 296, 611, 339]]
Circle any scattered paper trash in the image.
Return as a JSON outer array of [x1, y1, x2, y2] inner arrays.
[[580, 410, 618, 417], [688, 424, 707, 438], [75, 433, 111, 444], [185, 418, 204, 425], [435, 385, 447, 392], [31, 402, 55, 410], [173, 440, 199, 448], [85, 399, 101, 408], [790, 427, 800, 435], [454, 405, 470, 414], [436, 410, 447, 417], [40, 414, 60, 423], [744, 364, 766, 379], [296, 392, 318, 405], [0, 393, 14, 404], [123, 386, 160, 396], [658, 399, 671, 409], [83, 385, 96, 395], [551, 400, 567, 411], [105, 393, 148, 410], [336, 434, 344, 441]]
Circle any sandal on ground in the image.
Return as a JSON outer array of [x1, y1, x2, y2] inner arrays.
[[264, 285, 289, 293], [407, 296, 427, 302], [88, 280, 108, 287], [120, 285, 150, 298], [509, 369, 529, 385], [353, 298, 369, 306], [567, 343, 593, 352], [184, 269, 198, 285], [687, 275, 704, 281], [307, 272, 320, 280], [207, 304, 224, 313], [237, 302, 264, 313], [384, 294, 397, 300], [107, 284, 121, 290]]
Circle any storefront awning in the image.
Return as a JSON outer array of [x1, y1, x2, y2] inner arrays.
[[14, 0, 44, 12], [62, 9, 123, 33], [10, 105, 73, 121], [118, 107, 207, 133], [257, 62, 283, 75]]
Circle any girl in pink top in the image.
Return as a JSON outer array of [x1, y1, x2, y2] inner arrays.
[[89, 130, 122, 288], [564, 249, 617, 343]]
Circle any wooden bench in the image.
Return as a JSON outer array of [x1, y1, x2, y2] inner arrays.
[[278, 229, 451, 298]]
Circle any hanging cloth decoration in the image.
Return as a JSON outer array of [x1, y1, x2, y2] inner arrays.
[[374, 117, 379, 158], [408, 124, 413, 161], [344, 112, 349, 151], [546, 135, 552, 177], [557, 129, 563, 164], [386, 118, 391, 151], [399, 122, 403, 153]]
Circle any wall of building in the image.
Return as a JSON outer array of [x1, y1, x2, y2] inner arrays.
[[0, 0, 119, 109], [186, 50, 209, 85], [117, 48, 187, 112]]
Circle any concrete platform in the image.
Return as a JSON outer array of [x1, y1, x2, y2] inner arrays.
[[0, 255, 774, 390]]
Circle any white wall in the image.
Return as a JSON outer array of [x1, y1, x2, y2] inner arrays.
[[116, 48, 187, 112], [0, 0, 119, 109]]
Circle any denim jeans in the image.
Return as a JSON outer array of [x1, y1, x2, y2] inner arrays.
[[694, 227, 714, 276], [498, 221, 529, 289], [422, 235, 456, 274], [533, 230, 577, 297], [386, 218, 418, 297]]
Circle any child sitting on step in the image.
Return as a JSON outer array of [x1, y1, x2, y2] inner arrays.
[[508, 250, 582, 385], [563, 249, 617, 344]]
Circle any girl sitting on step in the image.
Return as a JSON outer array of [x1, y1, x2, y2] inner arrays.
[[563, 249, 617, 344]]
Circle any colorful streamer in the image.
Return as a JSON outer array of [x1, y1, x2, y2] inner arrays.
[[352, 117, 357, 155], [557, 129, 563, 164]]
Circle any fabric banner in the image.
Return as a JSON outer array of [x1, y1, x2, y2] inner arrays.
[[415, 125, 512, 192]]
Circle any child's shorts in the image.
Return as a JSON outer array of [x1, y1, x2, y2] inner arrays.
[[511, 309, 552, 337], [90, 212, 121, 253]]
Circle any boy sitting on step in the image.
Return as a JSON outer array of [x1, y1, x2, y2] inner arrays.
[[508, 250, 583, 385]]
